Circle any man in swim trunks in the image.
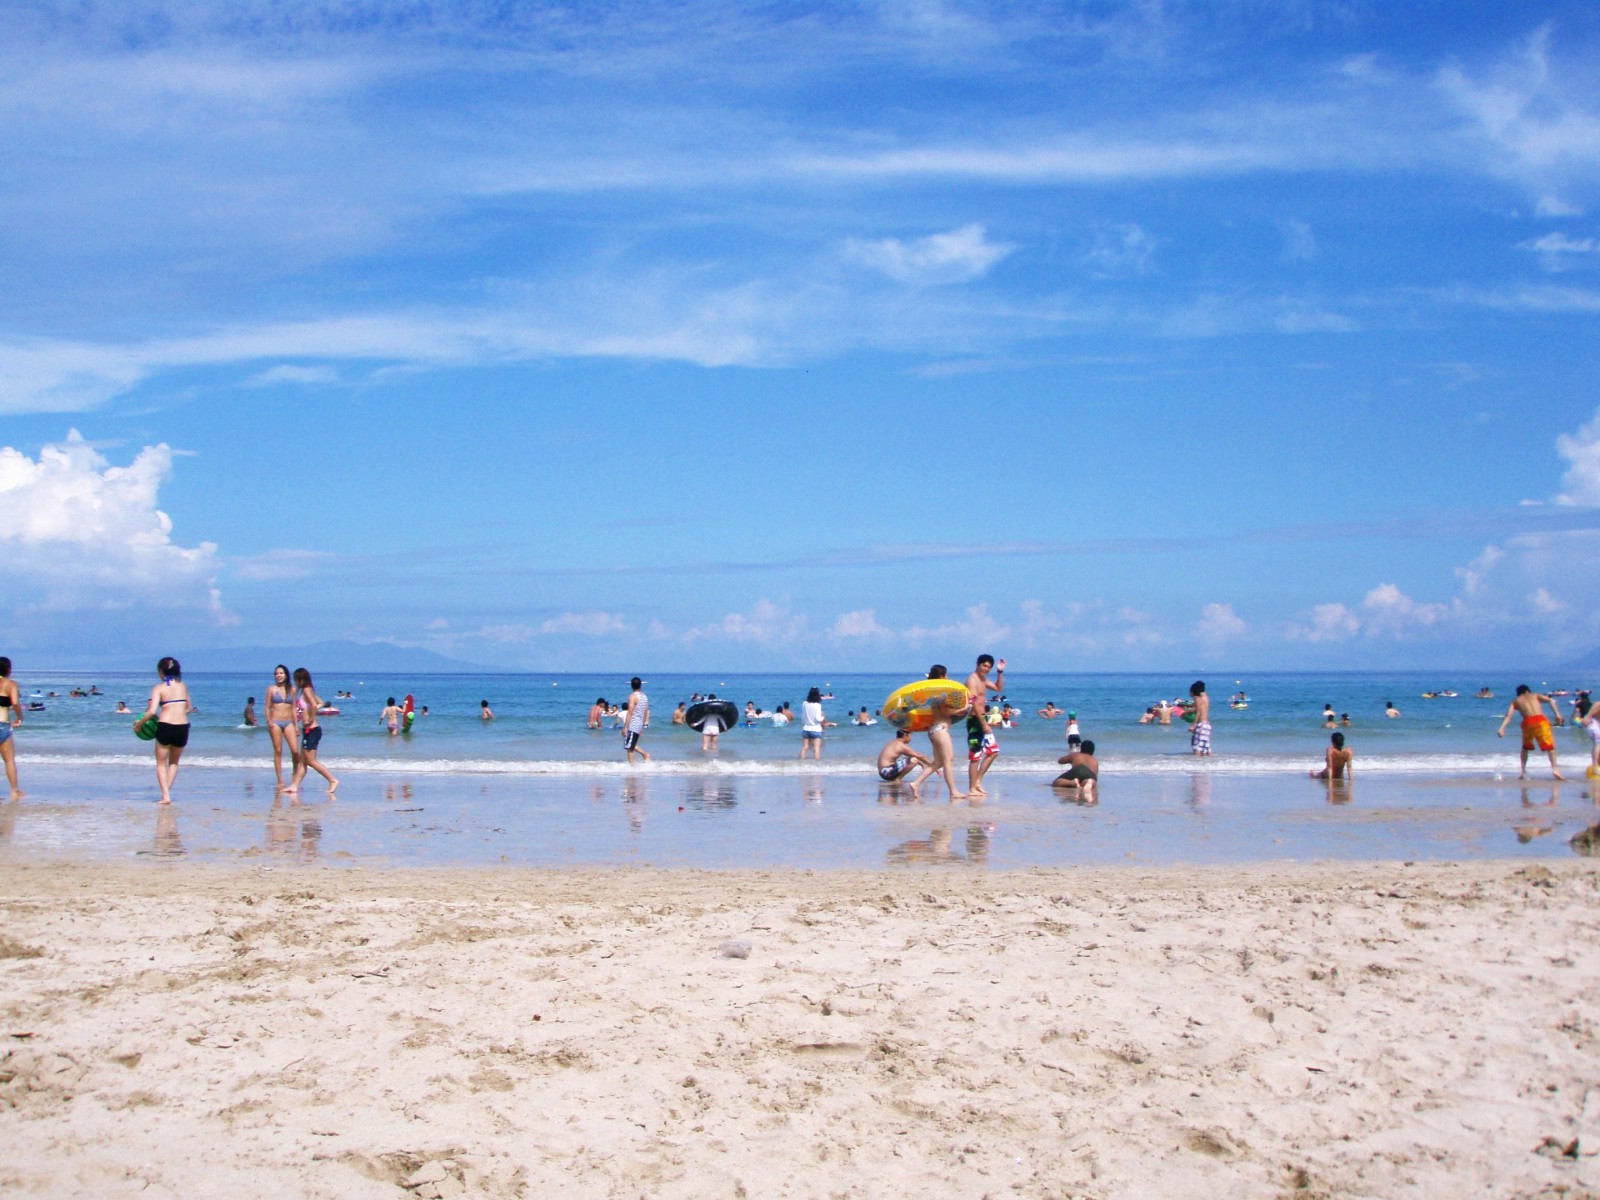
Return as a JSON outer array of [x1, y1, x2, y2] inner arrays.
[[877, 730, 932, 797], [1052, 739, 1099, 802], [1497, 684, 1564, 779], [1188, 681, 1211, 756], [964, 654, 1005, 796], [623, 677, 651, 764]]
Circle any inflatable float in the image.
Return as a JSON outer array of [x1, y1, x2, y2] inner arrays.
[[882, 679, 972, 732], [686, 699, 738, 733]]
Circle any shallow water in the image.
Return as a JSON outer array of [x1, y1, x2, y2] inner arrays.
[[3, 762, 1595, 870]]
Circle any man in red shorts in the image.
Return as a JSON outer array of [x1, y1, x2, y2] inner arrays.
[[1496, 684, 1564, 780]]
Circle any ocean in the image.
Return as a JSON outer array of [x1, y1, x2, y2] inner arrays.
[[3, 669, 1596, 868]]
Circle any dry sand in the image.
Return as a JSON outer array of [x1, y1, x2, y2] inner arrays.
[[2, 859, 1597, 1199]]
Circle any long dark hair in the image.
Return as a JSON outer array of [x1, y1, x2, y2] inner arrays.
[[806, 687, 822, 703], [273, 663, 291, 691], [293, 667, 314, 691]]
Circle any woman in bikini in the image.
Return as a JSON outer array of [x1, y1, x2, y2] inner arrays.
[[290, 667, 339, 795], [0, 656, 23, 800], [136, 656, 191, 805], [265, 663, 301, 789]]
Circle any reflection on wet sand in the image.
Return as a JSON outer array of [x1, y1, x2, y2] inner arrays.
[[0, 800, 15, 842], [802, 775, 824, 806], [136, 805, 186, 859], [622, 773, 648, 832], [887, 824, 994, 866], [1189, 773, 1211, 811], [1514, 785, 1560, 845], [684, 779, 737, 812], [1571, 823, 1600, 856], [1322, 778, 1353, 806], [264, 796, 324, 862]]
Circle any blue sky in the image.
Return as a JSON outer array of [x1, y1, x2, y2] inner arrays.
[[3, 1, 1600, 672]]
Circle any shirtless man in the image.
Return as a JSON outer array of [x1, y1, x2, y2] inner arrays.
[[587, 698, 607, 729], [1038, 702, 1063, 719], [1052, 739, 1098, 802], [1188, 681, 1212, 756], [877, 729, 932, 798], [915, 664, 967, 801], [1497, 685, 1564, 780], [964, 654, 1005, 796], [1310, 731, 1353, 780]]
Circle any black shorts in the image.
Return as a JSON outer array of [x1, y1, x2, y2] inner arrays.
[[154, 723, 190, 748], [623, 730, 641, 752], [302, 726, 323, 752]]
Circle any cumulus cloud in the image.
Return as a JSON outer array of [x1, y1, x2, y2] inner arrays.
[[1196, 602, 1247, 648], [902, 604, 1011, 648], [1360, 583, 1449, 635], [0, 429, 230, 622], [1288, 602, 1360, 642], [1554, 408, 1600, 505], [829, 609, 893, 639], [685, 598, 809, 646], [845, 224, 1013, 285]]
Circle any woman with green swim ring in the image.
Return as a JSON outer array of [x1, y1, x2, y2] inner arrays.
[[137, 657, 191, 805]]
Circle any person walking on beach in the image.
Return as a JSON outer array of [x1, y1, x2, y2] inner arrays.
[[915, 664, 967, 802], [1497, 685, 1565, 780], [1311, 731, 1353, 780], [623, 677, 651, 764], [964, 655, 1005, 796], [137, 656, 191, 805], [0, 656, 23, 800], [265, 664, 301, 787], [799, 687, 830, 759], [1188, 681, 1212, 756], [291, 668, 338, 795]]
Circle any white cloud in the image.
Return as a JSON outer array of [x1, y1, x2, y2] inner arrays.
[[845, 223, 1013, 285], [1196, 602, 1247, 648], [1081, 223, 1157, 278], [902, 604, 1011, 648], [246, 364, 342, 387], [1361, 583, 1448, 635], [1554, 408, 1600, 505], [540, 611, 628, 637], [0, 429, 229, 620], [829, 609, 893, 639], [1529, 586, 1566, 615], [1455, 544, 1505, 595], [684, 598, 808, 646], [1435, 25, 1600, 208], [1288, 602, 1360, 643], [1518, 231, 1599, 272]]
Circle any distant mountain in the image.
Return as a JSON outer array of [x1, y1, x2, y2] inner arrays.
[[192, 640, 494, 675]]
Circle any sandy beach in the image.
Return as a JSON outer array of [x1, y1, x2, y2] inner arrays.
[[2, 859, 1597, 1198]]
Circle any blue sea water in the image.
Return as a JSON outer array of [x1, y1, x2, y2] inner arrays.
[[3, 669, 1597, 868]]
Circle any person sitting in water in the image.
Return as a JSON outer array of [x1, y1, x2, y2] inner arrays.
[[1385, 700, 1401, 718], [480, 700, 495, 721], [1323, 713, 1338, 729], [242, 697, 257, 727], [1138, 706, 1155, 724], [1339, 713, 1351, 726], [1038, 702, 1063, 718], [115, 700, 131, 714], [852, 707, 877, 726], [1311, 731, 1353, 780], [1052, 739, 1099, 801], [877, 730, 932, 795]]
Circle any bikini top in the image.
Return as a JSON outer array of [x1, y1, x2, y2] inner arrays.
[[160, 697, 187, 706]]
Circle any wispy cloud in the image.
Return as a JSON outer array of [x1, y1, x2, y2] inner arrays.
[[844, 224, 1012, 285]]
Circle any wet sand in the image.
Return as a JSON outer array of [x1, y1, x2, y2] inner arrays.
[[3, 859, 1598, 1198]]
